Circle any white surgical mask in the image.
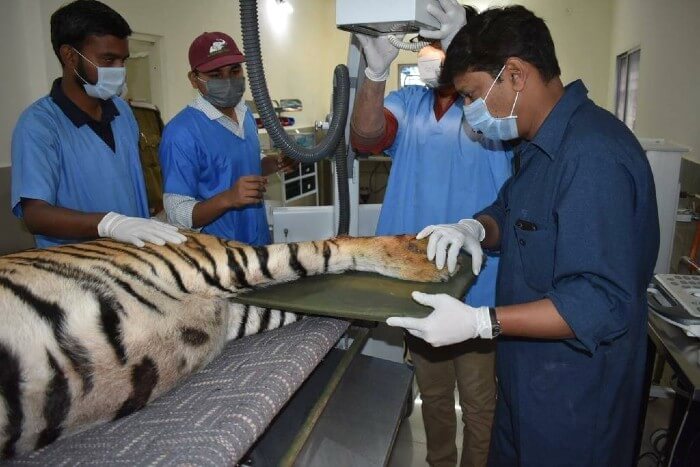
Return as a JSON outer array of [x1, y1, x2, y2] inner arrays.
[[417, 57, 442, 88], [73, 48, 126, 100], [462, 65, 520, 141]]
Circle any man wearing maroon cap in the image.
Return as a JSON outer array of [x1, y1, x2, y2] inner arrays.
[[158, 31, 295, 245]]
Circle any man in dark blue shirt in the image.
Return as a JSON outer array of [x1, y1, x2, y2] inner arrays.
[[387, 6, 659, 466]]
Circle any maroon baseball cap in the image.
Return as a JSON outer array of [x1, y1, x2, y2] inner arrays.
[[188, 32, 245, 72]]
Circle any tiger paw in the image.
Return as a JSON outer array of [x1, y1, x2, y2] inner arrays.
[[359, 235, 455, 283]]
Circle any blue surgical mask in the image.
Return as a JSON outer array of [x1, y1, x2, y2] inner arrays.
[[73, 48, 126, 100], [462, 65, 520, 141]]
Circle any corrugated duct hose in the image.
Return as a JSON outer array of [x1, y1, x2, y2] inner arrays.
[[239, 0, 351, 236]]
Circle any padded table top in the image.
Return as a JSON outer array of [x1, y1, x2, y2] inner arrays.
[[231, 254, 475, 321], [9, 318, 349, 466]]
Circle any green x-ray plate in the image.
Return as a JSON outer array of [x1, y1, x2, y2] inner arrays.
[[231, 254, 475, 321]]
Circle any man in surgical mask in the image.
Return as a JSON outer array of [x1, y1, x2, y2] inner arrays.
[[387, 6, 660, 466], [10, 0, 185, 248], [158, 32, 296, 245], [350, 2, 513, 466]]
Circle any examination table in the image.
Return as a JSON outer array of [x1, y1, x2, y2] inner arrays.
[[8, 257, 473, 466]]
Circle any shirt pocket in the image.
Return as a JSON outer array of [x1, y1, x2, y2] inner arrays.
[[513, 218, 556, 293]]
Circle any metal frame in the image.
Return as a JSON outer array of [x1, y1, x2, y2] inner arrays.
[[279, 327, 370, 466]]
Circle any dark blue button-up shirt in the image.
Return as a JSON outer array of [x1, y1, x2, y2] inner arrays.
[[478, 80, 659, 466]]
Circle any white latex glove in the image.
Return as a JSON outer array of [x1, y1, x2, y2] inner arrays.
[[416, 219, 485, 275], [355, 34, 400, 81], [98, 212, 187, 247], [419, 0, 468, 51], [386, 291, 492, 346]]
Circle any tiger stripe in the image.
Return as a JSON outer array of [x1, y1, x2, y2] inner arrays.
[[253, 246, 274, 279], [188, 236, 220, 275], [35, 351, 70, 449], [6, 259, 129, 364], [37, 248, 99, 263], [111, 243, 189, 293], [164, 244, 232, 294], [259, 308, 271, 331], [224, 248, 251, 288], [114, 357, 159, 420], [92, 266, 164, 315], [61, 245, 180, 301], [287, 243, 307, 277], [70, 242, 159, 276], [322, 241, 332, 273], [0, 342, 23, 459], [180, 327, 210, 347], [19, 249, 172, 311], [235, 247, 249, 268], [0, 276, 94, 394], [236, 305, 251, 339], [97, 293, 128, 364]]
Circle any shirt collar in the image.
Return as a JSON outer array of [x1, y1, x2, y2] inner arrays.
[[49, 78, 119, 128], [191, 94, 247, 123], [529, 79, 589, 159]]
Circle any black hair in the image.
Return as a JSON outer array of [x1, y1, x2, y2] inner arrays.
[[441, 5, 561, 84], [463, 5, 478, 23], [50, 0, 132, 65]]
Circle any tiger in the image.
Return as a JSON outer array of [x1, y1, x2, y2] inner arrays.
[[0, 231, 451, 458]]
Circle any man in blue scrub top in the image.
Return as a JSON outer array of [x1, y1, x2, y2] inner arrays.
[[352, 4, 512, 465], [159, 32, 296, 246], [387, 6, 659, 466], [11, 0, 185, 249]]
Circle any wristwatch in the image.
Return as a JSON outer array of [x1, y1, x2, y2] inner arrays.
[[489, 307, 502, 338]]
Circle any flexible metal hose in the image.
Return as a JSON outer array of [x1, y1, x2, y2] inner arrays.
[[323, 69, 351, 235], [239, 0, 350, 234], [387, 34, 430, 51], [239, 0, 349, 163], [334, 135, 350, 235]]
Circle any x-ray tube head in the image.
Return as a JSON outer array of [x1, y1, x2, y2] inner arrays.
[[336, 0, 441, 37]]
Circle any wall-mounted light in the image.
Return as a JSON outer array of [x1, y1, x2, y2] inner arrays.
[[266, 0, 293, 36], [276, 0, 294, 15]]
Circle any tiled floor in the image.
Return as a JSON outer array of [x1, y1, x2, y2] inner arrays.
[[638, 395, 674, 466], [388, 387, 675, 467], [388, 389, 464, 467]]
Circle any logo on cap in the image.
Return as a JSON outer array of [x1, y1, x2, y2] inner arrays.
[[209, 39, 229, 56]]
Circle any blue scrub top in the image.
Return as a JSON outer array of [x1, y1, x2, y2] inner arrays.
[[478, 81, 659, 466], [11, 92, 149, 248], [376, 86, 513, 307], [158, 107, 270, 246]]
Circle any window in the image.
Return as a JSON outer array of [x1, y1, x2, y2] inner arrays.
[[615, 48, 640, 130]]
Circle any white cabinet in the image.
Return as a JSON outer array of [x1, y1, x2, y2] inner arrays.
[[641, 138, 691, 273]]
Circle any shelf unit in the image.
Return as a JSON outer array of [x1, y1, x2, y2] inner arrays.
[[283, 161, 318, 205]]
